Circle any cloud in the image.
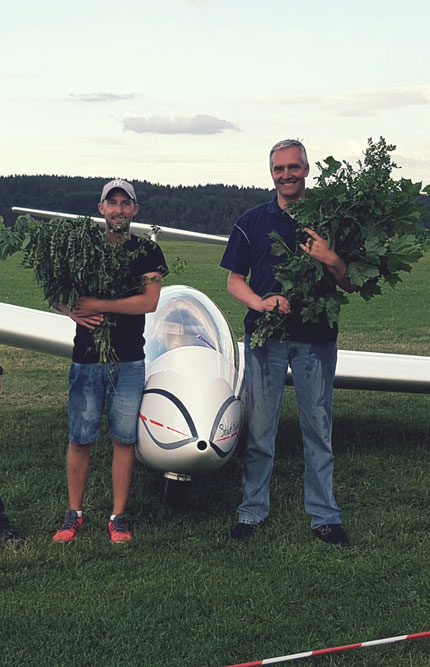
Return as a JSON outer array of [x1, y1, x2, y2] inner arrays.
[[122, 114, 240, 135], [265, 86, 430, 117], [394, 154, 430, 171], [69, 93, 136, 103]]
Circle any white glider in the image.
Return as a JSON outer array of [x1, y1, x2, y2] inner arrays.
[[1, 206, 429, 494], [1, 300, 429, 394]]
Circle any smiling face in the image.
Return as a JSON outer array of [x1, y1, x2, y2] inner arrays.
[[98, 188, 139, 236], [270, 146, 309, 208]]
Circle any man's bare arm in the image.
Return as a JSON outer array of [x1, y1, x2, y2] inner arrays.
[[72, 272, 163, 317], [53, 303, 104, 330], [227, 272, 290, 314]]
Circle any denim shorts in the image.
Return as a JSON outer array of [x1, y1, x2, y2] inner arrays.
[[68, 360, 145, 445]]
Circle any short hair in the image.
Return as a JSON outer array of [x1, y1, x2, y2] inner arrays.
[[269, 139, 309, 169]]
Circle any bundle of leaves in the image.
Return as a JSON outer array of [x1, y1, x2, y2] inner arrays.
[[251, 137, 430, 348], [0, 214, 151, 362]]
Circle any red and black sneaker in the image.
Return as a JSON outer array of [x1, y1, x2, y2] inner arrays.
[[53, 510, 84, 543], [108, 513, 131, 543]]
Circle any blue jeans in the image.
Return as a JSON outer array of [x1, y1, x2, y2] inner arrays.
[[239, 335, 343, 528], [68, 360, 146, 445]]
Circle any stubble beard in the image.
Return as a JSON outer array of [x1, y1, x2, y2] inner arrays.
[[107, 216, 130, 235]]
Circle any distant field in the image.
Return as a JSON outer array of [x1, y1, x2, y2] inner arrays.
[[0, 244, 429, 666], [1, 241, 429, 355]]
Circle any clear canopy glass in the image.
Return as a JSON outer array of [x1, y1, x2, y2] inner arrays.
[[144, 285, 239, 369]]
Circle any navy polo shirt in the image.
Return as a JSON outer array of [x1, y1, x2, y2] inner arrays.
[[220, 197, 338, 342]]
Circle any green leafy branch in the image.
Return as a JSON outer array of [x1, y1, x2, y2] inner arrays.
[[251, 137, 430, 347], [0, 214, 156, 363]]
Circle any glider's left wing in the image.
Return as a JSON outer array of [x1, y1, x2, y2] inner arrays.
[[11, 207, 229, 245]]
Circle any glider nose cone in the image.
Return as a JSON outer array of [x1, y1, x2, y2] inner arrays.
[[136, 371, 242, 474]]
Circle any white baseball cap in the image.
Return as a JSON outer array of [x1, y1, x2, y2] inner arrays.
[[100, 179, 137, 203]]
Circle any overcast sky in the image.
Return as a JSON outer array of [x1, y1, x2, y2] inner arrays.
[[2, 0, 429, 189]]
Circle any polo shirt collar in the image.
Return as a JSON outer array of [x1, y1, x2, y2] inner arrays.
[[267, 195, 284, 215], [267, 196, 296, 222]]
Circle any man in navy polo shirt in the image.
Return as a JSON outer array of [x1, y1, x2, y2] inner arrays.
[[220, 140, 355, 545]]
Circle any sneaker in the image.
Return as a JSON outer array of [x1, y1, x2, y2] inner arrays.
[[0, 527, 24, 549], [312, 523, 350, 546], [53, 510, 84, 543], [229, 522, 261, 541], [108, 514, 131, 543]]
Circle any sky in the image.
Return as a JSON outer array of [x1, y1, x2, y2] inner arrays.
[[1, 0, 430, 190]]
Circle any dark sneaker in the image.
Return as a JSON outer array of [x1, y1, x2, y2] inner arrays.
[[229, 522, 262, 541], [108, 514, 131, 543], [53, 510, 84, 543], [0, 527, 24, 549], [312, 523, 350, 546]]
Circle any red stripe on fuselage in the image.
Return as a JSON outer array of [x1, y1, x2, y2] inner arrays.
[[167, 426, 190, 436], [139, 414, 189, 437], [215, 430, 239, 442]]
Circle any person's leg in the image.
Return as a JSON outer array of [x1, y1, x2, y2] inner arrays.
[[290, 341, 343, 527], [67, 362, 104, 509], [112, 440, 135, 515], [107, 360, 145, 530], [237, 335, 289, 525], [53, 442, 91, 542], [67, 443, 91, 511], [53, 363, 103, 542]]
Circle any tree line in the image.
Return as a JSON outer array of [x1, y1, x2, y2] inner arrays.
[[0, 175, 272, 235], [1, 174, 429, 234]]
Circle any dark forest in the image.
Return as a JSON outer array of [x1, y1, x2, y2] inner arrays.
[[1, 174, 429, 233]]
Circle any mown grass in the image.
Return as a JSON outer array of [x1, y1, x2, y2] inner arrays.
[[0, 244, 429, 666]]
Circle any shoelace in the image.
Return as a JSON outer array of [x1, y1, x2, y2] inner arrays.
[[112, 516, 128, 532], [61, 511, 79, 530]]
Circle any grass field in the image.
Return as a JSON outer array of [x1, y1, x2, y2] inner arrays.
[[0, 244, 429, 666]]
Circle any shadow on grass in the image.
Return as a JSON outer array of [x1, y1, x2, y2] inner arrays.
[[2, 389, 428, 534]]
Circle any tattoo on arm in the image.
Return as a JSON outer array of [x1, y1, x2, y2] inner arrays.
[[142, 274, 162, 284]]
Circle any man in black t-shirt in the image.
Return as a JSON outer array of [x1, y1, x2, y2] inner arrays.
[[221, 141, 356, 546], [53, 180, 168, 544]]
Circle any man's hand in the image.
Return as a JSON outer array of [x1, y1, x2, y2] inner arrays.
[[300, 227, 357, 293], [300, 228, 337, 266], [259, 295, 290, 314], [68, 311, 104, 330], [73, 297, 104, 317], [227, 272, 291, 313], [53, 302, 104, 330]]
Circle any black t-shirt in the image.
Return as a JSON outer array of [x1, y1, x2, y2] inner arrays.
[[72, 235, 169, 363], [220, 197, 338, 342]]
